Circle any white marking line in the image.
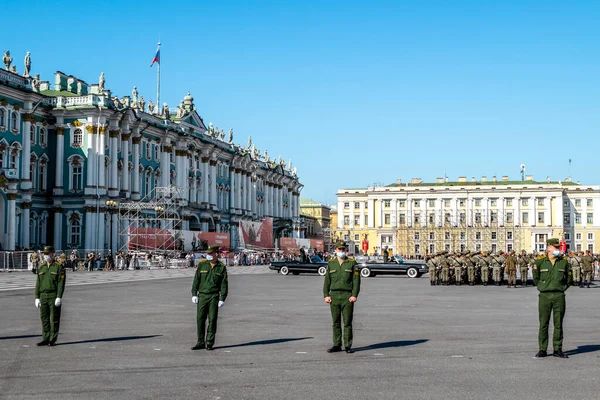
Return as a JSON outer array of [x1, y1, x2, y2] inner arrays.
[[153, 349, 161, 351], [89, 346, 96, 349], [22, 345, 29, 348], [374, 353, 384, 356], [451, 355, 464, 358], [223, 350, 232, 353], [295, 351, 307, 354]]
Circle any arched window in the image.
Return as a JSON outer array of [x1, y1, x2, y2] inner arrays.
[[72, 128, 83, 147], [10, 111, 18, 132], [38, 157, 48, 191], [39, 128, 47, 147], [69, 219, 81, 247], [30, 125, 35, 145], [0, 108, 5, 127], [68, 156, 83, 192]]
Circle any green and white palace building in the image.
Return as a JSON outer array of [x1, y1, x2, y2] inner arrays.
[[0, 51, 302, 252]]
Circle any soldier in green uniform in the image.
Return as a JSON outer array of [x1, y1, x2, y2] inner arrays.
[[581, 250, 594, 288], [533, 238, 572, 358], [567, 250, 581, 287], [382, 247, 389, 263], [490, 252, 502, 286], [439, 252, 450, 285], [449, 252, 463, 286], [34, 246, 66, 346], [323, 240, 360, 353], [518, 252, 529, 287], [191, 245, 228, 351], [30, 251, 40, 274], [506, 250, 517, 288], [426, 254, 437, 286]]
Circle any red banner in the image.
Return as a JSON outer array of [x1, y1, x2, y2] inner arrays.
[[197, 232, 231, 249], [127, 227, 175, 250], [310, 239, 324, 252], [279, 238, 300, 254], [239, 218, 273, 249]]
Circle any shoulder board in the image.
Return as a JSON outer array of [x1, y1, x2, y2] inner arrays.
[[348, 257, 355, 261]]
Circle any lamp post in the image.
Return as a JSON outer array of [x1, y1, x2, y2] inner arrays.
[[105, 200, 118, 255]]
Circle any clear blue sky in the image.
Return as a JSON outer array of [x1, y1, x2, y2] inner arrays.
[[4, 0, 599, 205]]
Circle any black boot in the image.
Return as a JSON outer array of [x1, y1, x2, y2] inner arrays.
[[36, 340, 49, 347], [327, 346, 342, 353]]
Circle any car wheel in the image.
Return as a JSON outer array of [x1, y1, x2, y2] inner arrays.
[[360, 268, 371, 278], [318, 266, 327, 276], [407, 267, 418, 278], [280, 266, 289, 275]]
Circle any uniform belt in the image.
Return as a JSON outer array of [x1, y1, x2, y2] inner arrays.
[[330, 289, 352, 293]]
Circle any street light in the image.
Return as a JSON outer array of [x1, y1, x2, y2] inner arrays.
[[105, 200, 118, 255]]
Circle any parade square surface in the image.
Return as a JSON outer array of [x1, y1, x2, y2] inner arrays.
[[1, 272, 599, 400]]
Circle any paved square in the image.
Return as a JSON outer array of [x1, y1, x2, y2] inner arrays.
[[1, 272, 599, 400]]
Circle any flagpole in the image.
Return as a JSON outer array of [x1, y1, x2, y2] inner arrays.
[[156, 42, 161, 113]]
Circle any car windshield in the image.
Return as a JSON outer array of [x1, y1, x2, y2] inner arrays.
[[393, 256, 404, 263], [310, 255, 323, 263]]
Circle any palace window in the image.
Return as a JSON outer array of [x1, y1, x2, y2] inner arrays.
[[490, 199, 496, 206], [69, 218, 81, 247], [344, 202, 349, 209], [384, 200, 391, 208], [588, 233, 594, 241], [0, 108, 5, 127], [506, 212, 513, 223], [39, 128, 47, 147], [429, 244, 435, 254], [475, 199, 481, 206], [384, 214, 390, 225], [354, 202, 360, 209], [11, 111, 18, 131], [429, 232, 435, 240], [538, 212, 545, 224], [343, 216, 350, 225], [429, 213, 435, 224], [564, 233, 571, 240], [575, 199, 581, 207], [587, 213, 593, 224], [575, 213, 581, 224], [475, 232, 482, 240], [460, 232, 466, 240], [354, 216, 360, 225], [38, 159, 47, 191], [538, 198, 544, 206], [73, 128, 83, 147], [444, 232, 450, 240], [145, 141, 151, 160], [428, 200, 435, 207], [491, 232, 497, 240], [399, 213, 406, 224], [30, 125, 35, 145], [414, 232, 420, 241], [564, 214, 571, 224], [444, 199, 450, 207], [414, 213, 420, 225], [414, 244, 420, 254], [445, 213, 451, 224], [414, 200, 420, 207], [399, 200, 406, 207], [475, 212, 481, 223], [459, 199, 465, 207], [0, 149, 4, 167], [522, 212, 529, 224], [576, 233, 582, 240], [459, 213, 466, 224], [68, 156, 83, 192], [506, 199, 512, 207], [476, 244, 481, 252], [9, 149, 18, 169], [507, 232, 513, 240], [491, 211, 498, 223], [587, 199, 593, 207], [522, 199, 529, 206]]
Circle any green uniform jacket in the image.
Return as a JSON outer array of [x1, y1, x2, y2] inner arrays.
[[581, 255, 594, 272], [323, 257, 361, 298], [191, 260, 228, 301], [35, 262, 66, 298], [533, 257, 572, 292]]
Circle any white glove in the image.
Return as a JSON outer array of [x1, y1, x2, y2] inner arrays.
[[34, 299, 40, 308], [55, 298, 62, 307], [192, 296, 198, 304], [218, 301, 225, 308]]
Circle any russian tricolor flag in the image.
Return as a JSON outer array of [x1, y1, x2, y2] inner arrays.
[[150, 44, 160, 67]]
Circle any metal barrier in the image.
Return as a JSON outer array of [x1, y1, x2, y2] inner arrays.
[[0, 251, 34, 272]]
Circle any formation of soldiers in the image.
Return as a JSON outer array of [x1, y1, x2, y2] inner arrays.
[[425, 249, 598, 287]]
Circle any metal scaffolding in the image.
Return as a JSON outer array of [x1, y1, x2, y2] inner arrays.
[[117, 186, 185, 254]]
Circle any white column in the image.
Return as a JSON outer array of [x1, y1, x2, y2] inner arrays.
[[86, 125, 96, 189], [499, 197, 505, 225], [407, 198, 413, 227], [237, 172, 243, 212], [132, 137, 141, 200], [55, 127, 65, 190], [484, 197, 489, 225], [53, 209, 62, 249], [161, 145, 170, 188], [230, 169, 236, 210], [555, 195, 563, 229], [359, 201, 365, 228], [20, 203, 30, 249], [98, 127, 106, 190], [109, 130, 119, 196], [368, 199, 375, 228], [121, 135, 130, 195], [210, 161, 217, 206], [546, 196, 552, 226], [6, 193, 17, 250], [21, 116, 32, 189], [530, 197, 536, 225], [202, 159, 209, 204], [393, 199, 398, 227], [349, 201, 355, 228], [468, 198, 473, 225], [85, 210, 94, 250], [97, 212, 105, 252], [581, 197, 587, 227], [111, 212, 118, 253], [379, 200, 384, 227], [438, 199, 443, 227]]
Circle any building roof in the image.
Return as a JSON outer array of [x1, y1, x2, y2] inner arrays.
[[40, 90, 79, 97], [300, 198, 330, 207], [385, 180, 579, 187]]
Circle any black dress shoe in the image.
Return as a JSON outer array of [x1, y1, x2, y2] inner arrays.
[[553, 350, 568, 358], [36, 340, 49, 347], [49, 341, 57, 347], [206, 345, 214, 351], [327, 346, 342, 353], [191, 343, 205, 350], [345, 347, 354, 354], [534, 350, 547, 358]]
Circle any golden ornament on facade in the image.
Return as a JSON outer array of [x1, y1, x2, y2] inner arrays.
[[72, 120, 83, 127], [56, 127, 65, 135]]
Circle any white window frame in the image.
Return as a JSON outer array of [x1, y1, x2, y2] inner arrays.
[[10, 111, 19, 133], [39, 127, 47, 147], [72, 128, 83, 148], [30, 125, 36, 145], [67, 155, 84, 192]]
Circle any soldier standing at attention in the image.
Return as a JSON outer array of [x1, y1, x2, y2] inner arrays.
[[34, 246, 66, 346], [518, 252, 529, 287], [439, 252, 450, 285], [567, 250, 581, 287], [426, 254, 437, 286], [581, 250, 594, 288], [30, 251, 39, 274], [533, 238, 572, 358], [323, 240, 360, 353], [191, 245, 228, 351], [382, 247, 389, 263], [506, 250, 517, 288]]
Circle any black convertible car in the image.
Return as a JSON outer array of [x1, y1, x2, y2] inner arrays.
[[356, 255, 428, 278], [269, 255, 328, 276]]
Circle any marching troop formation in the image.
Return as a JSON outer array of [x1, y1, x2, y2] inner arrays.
[[425, 249, 598, 287]]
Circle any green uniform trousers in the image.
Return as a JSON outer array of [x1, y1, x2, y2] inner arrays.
[[39, 292, 61, 342], [507, 270, 516, 285], [454, 267, 462, 283], [572, 268, 580, 283], [492, 267, 501, 282], [196, 293, 220, 346], [329, 291, 354, 348], [582, 270, 592, 283], [538, 292, 566, 351], [429, 266, 436, 283], [481, 267, 489, 283], [467, 266, 475, 283], [520, 267, 529, 285], [441, 268, 449, 283]]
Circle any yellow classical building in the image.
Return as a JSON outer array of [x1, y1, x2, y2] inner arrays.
[[336, 176, 600, 256]]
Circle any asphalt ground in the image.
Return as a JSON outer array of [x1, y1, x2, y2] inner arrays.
[[1, 272, 599, 400]]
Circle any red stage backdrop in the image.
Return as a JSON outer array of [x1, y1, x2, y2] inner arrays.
[[239, 218, 273, 249], [127, 227, 175, 250], [197, 232, 231, 248]]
